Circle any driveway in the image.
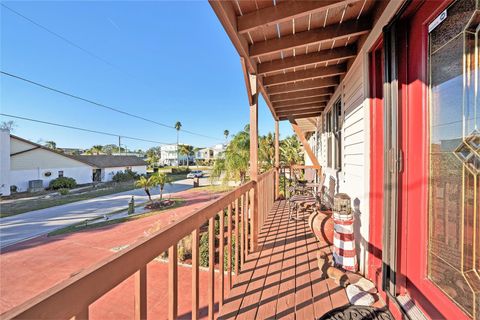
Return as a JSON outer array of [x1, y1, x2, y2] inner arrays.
[[0, 177, 210, 248]]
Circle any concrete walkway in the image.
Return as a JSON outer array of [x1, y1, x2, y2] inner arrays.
[[0, 178, 209, 248]]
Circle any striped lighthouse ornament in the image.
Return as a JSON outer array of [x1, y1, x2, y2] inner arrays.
[[331, 193, 358, 272]]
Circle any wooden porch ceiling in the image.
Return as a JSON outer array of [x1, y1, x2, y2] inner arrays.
[[210, 0, 383, 132]]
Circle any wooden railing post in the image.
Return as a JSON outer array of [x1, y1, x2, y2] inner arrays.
[[134, 266, 147, 320], [191, 229, 199, 320], [249, 74, 259, 252], [219, 210, 225, 308], [168, 245, 178, 320], [227, 204, 232, 289], [208, 217, 215, 320]]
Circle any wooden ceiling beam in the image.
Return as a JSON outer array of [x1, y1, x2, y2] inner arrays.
[[267, 76, 339, 95], [273, 96, 329, 108], [270, 88, 333, 102], [276, 103, 325, 112], [250, 17, 371, 58], [276, 107, 325, 116], [237, 0, 349, 35], [264, 64, 346, 87], [280, 112, 323, 121], [258, 45, 356, 75], [209, 0, 279, 120], [277, 107, 325, 116]]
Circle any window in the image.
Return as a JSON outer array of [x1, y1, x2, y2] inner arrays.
[[333, 98, 343, 170], [325, 98, 342, 170], [58, 171, 64, 178], [326, 111, 333, 168]]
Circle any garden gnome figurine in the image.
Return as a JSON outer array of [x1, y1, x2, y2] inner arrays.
[[332, 193, 358, 272]]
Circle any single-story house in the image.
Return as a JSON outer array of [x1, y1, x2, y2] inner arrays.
[[73, 155, 147, 182], [0, 130, 147, 196]]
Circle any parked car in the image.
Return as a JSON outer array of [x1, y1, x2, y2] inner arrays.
[[187, 170, 204, 178]]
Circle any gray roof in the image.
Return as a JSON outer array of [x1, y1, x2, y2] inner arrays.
[[73, 155, 147, 168]]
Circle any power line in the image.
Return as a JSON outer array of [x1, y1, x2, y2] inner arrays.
[[0, 71, 223, 141], [0, 113, 175, 145], [1, 3, 124, 71]]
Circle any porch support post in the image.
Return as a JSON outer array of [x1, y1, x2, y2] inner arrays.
[[289, 118, 320, 168], [249, 74, 259, 252], [274, 120, 280, 199]]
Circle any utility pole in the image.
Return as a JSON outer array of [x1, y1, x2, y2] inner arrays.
[[118, 136, 121, 154]]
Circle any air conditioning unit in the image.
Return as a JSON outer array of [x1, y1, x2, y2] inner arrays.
[[28, 180, 44, 193]]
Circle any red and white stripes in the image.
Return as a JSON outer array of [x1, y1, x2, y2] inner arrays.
[[332, 212, 357, 272]]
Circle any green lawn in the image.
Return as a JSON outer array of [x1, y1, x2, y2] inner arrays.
[[0, 183, 136, 218], [47, 199, 185, 236], [0, 172, 191, 218]]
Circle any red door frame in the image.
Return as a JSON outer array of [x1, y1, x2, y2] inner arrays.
[[368, 39, 384, 290], [397, 0, 471, 319]]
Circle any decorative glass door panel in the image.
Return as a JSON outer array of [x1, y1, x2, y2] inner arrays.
[[428, 0, 479, 318]]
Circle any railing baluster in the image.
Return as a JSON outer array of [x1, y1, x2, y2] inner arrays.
[[192, 229, 199, 320], [227, 203, 232, 290], [208, 217, 215, 320], [239, 195, 244, 269], [234, 199, 240, 275], [168, 245, 178, 320], [243, 192, 248, 256], [219, 209, 225, 308], [134, 266, 147, 320]]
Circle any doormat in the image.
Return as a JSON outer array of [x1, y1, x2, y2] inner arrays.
[[319, 306, 393, 320]]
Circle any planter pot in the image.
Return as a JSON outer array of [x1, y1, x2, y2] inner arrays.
[[308, 210, 334, 247]]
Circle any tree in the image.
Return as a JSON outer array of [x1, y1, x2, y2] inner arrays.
[[135, 176, 157, 202], [44, 140, 57, 150], [211, 125, 250, 184], [224, 130, 229, 142], [146, 146, 161, 168], [178, 144, 193, 167], [102, 144, 124, 155], [0, 120, 16, 132], [280, 135, 304, 166], [86, 145, 104, 155], [174, 121, 182, 166], [155, 172, 172, 200], [259, 132, 275, 172]]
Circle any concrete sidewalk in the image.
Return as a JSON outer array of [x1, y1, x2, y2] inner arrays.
[[0, 178, 208, 248]]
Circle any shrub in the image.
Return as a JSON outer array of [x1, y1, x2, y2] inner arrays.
[[111, 169, 139, 182], [171, 167, 191, 174], [199, 232, 210, 267], [49, 177, 76, 190], [58, 188, 70, 195]]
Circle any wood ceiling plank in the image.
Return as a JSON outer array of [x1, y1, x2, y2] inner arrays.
[[264, 64, 346, 86], [280, 112, 323, 120], [267, 76, 339, 95], [273, 96, 329, 108], [237, 0, 349, 34], [269, 88, 333, 102], [249, 17, 371, 58], [258, 45, 356, 75]]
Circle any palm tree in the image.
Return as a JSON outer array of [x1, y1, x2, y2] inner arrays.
[[135, 176, 157, 202], [224, 130, 229, 142], [178, 144, 193, 167], [280, 135, 304, 166], [44, 140, 57, 150], [87, 145, 104, 155], [211, 126, 250, 184], [259, 133, 275, 171], [174, 121, 182, 166], [155, 172, 172, 200]]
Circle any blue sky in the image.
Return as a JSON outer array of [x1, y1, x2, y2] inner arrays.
[[0, 1, 293, 151]]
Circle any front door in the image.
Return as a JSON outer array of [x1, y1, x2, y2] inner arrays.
[[397, 0, 479, 319]]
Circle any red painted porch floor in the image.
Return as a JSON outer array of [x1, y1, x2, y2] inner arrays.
[[219, 200, 350, 320]]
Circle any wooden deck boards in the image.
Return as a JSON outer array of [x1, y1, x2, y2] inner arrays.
[[218, 200, 349, 320]]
